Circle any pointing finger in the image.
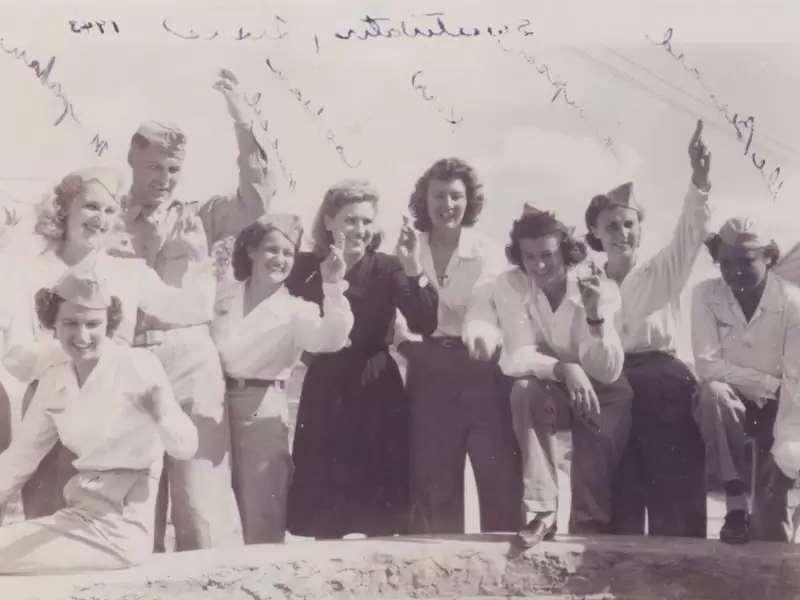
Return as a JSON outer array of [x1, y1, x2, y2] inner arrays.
[[690, 118, 703, 147]]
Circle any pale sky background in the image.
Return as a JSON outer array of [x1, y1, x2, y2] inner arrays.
[[1, 0, 799, 356]]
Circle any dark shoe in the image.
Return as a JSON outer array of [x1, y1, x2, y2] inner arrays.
[[719, 510, 750, 544], [516, 516, 557, 549]]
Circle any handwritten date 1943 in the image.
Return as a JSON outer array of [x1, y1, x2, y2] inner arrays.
[[69, 20, 120, 34]]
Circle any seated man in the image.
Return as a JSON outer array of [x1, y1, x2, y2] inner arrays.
[[464, 204, 632, 547], [692, 216, 800, 544]]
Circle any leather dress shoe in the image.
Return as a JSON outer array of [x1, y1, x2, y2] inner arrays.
[[516, 516, 557, 549]]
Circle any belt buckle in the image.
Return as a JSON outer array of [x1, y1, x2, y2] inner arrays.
[[234, 377, 247, 389], [441, 337, 458, 349]]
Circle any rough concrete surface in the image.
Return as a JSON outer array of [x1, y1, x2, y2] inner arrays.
[[2, 533, 799, 600]]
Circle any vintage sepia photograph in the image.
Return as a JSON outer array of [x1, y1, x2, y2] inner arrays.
[[0, 0, 799, 598]]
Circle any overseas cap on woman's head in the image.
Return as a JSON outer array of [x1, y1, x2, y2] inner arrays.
[[519, 202, 573, 237], [586, 181, 644, 224], [717, 216, 773, 249], [131, 121, 187, 160], [257, 213, 303, 246], [52, 263, 112, 309], [70, 166, 127, 200]]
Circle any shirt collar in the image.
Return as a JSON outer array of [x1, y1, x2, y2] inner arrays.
[[121, 193, 183, 223], [717, 271, 784, 316], [420, 227, 485, 260]]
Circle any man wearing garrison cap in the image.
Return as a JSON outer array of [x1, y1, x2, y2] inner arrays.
[[120, 70, 275, 552], [692, 216, 800, 544], [464, 202, 632, 547]]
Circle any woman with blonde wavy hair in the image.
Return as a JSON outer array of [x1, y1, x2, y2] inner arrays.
[[1, 166, 213, 522], [285, 179, 438, 539]]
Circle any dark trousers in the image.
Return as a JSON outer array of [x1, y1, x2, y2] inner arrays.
[[611, 352, 707, 538], [406, 339, 521, 534], [695, 381, 795, 541]]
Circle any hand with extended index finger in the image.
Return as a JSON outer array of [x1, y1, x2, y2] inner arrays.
[[321, 231, 346, 283], [396, 215, 423, 277], [688, 119, 711, 191], [213, 68, 249, 125]]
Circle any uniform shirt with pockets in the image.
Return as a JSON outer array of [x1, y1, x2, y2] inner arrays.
[[0, 342, 198, 507], [691, 272, 800, 476]]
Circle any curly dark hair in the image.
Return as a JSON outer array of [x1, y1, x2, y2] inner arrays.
[[35, 289, 123, 336], [409, 158, 485, 232], [506, 214, 587, 269], [232, 220, 302, 281], [704, 234, 781, 268]]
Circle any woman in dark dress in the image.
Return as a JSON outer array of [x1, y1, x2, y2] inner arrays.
[[286, 179, 438, 539]]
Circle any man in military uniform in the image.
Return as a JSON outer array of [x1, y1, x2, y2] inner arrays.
[[123, 70, 274, 551]]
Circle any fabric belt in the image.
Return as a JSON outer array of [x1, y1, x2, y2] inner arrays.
[[424, 336, 464, 349], [225, 375, 285, 390]]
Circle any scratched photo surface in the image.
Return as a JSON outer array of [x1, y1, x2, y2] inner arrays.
[[0, 0, 799, 595]]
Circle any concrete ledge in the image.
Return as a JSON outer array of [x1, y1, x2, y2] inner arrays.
[[3, 534, 800, 600]]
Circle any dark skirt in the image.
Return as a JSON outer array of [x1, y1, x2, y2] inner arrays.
[[611, 352, 706, 537], [287, 348, 410, 539]]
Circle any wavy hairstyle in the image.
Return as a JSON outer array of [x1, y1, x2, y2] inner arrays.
[[408, 157, 484, 232], [505, 213, 587, 269], [35, 288, 123, 336], [310, 179, 382, 257], [34, 167, 125, 245], [231, 220, 303, 281]]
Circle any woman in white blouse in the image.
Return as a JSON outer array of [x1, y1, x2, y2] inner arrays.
[[0, 267, 197, 573], [2, 166, 213, 521], [211, 214, 353, 544], [584, 120, 712, 537]]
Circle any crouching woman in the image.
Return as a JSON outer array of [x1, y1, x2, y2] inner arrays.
[[0, 267, 197, 573]]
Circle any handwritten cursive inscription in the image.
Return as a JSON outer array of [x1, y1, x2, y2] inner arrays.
[[335, 13, 533, 41], [162, 16, 288, 41], [0, 35, 109, 156], [497, 39, 619, 161], [264, 57, 362, 169], [647, 27, 785, 198], [411, 70, 463, 130]]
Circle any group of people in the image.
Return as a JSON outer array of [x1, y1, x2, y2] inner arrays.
[[0, 69, 799, 575]]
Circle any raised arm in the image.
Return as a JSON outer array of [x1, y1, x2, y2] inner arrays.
[[622, 120, 712, 320], [576, 276, 625, 384], [393, 219, 438, 335], [198, 69, 274, 246]]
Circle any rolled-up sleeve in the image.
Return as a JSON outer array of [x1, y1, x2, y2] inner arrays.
[[295, 281, 354, 353], [198, 122, 274, 246]]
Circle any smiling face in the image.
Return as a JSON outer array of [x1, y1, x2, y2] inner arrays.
[[248, 229, 296, 285], [54, 299, 108, 364], [63, 181, 120, 251], [519, 234, 567, 293], [718, 242, 771, 294], [323, 200, 376, 257], [130, 145, 183, 206], [425, 177, 467, 232], [591, 206, 641, 259]]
